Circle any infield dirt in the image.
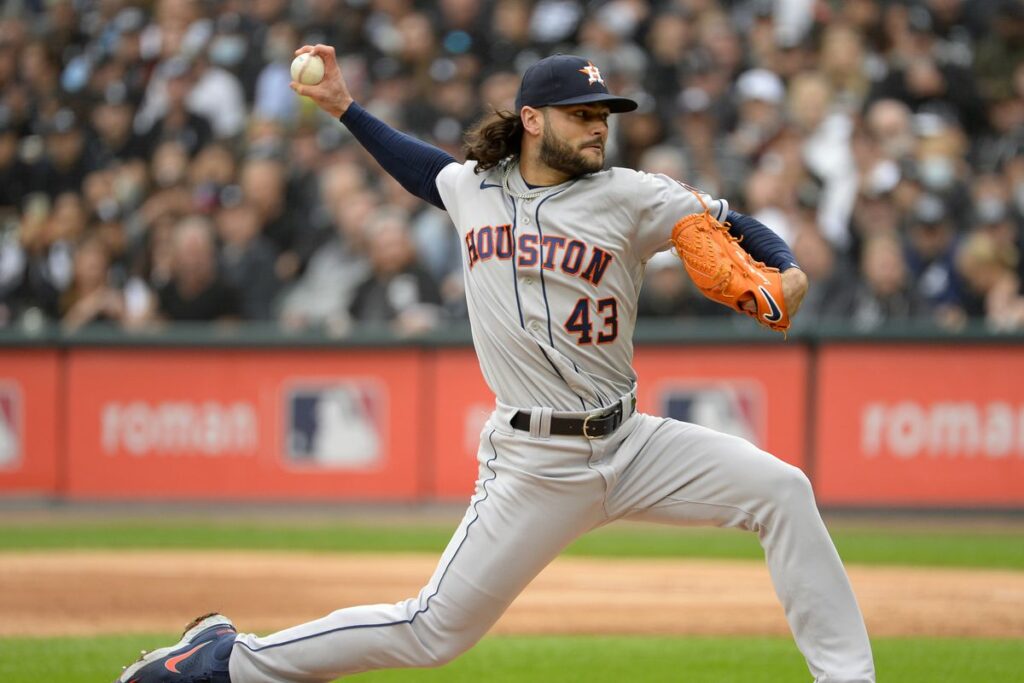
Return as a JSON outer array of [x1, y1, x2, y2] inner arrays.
[[2, 550, 1021, 638]]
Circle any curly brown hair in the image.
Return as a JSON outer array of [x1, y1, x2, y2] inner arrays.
[[463, 109, 523, 173]]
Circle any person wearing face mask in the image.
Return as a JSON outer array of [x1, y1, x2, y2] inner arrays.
[[903, 193, 966, 323], [186, 50, 248, 140], [913, 150, 972, 228], [253, 22, 303, 125], [206, 12, 264, 102], [915, 153, 958, 193], [136, 30, 248, 142], [910, 114, 974, 226]]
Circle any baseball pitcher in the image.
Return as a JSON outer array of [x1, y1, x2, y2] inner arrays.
[[115, 49, 874, 683]]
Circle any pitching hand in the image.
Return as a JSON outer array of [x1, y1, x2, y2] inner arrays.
[[780, 267, 808, 317], [290, 44, 353, 119], [738, 267, 807, 318]]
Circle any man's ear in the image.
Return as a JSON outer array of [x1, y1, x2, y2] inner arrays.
[[521, 106, 544, 137]]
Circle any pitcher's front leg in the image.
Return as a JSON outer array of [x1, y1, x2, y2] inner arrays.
[[230, 428, 606, 682]]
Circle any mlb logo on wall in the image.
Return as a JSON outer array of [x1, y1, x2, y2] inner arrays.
[[285, 382, 384, 469], [659, 381, 764, 446], [0, 384, 21, 469]]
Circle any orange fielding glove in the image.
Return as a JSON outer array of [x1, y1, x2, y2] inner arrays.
[[670, 194, 790, 333]]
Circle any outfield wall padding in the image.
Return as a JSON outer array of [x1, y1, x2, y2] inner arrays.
[[0, 341, 1021, 507]]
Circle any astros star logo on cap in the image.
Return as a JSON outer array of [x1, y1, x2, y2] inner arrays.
[[578, 61, 604, 86]]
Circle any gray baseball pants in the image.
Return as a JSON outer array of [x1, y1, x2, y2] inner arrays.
[[230, 398, 875, 682]]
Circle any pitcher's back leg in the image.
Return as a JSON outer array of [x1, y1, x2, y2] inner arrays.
[[604, 416, 874, 683]]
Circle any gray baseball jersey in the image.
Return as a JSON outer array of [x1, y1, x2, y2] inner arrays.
[[435, 159, 727, 411], [228, 159, 874, 683]]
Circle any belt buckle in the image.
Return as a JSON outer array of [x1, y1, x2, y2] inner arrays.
[[582, 413, 600, 439]]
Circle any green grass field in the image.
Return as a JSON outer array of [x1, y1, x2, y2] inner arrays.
[[1, 517, 1023, 568], [1, 634, 1021, 683], [1, 516, 1022, 681]]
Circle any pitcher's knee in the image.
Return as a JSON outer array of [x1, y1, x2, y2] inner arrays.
[[763, 462, 815, 513], [421, 632, 480, 667]]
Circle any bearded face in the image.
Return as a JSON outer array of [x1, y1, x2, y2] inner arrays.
[[538, 108, 606, 178]]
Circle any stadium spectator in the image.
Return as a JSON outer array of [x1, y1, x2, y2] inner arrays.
[[970, 172, 1020, 252], [637, 249, 730, 319], [154, 216, 241, 323], [88, 83, 146, 167], [0, 107, 27, 211], [207, 11, 266, 104], [732, 68, 786, 154], [0, 193, 67, 323], [818, 23, 872, 113], [956, 230, 1024, 329], [136, 57, 214, 158], [188, 142, 239, 214], [349, 207, 442, 336], [31, 109, 94, 199], [670, 84, 724, 195], [868, 7, 986, 136], [841, 232, 925, 329], [973, 0, 1024, 106], [645, 8, 695, 103], [903, 194, 963, 315], [135, 212, 178, 293], [253, 21, 302, 125], [848, 160, 903, 254], [277, 188, 376, 334], [215, 202, 280, 321], [787, 70, 857, 247], [239, 154, 320, 282], [0, 0, 1020, 332], [60, 235, 126, 331], [484, 0, 533, 73], [788, 225, 857, 326]]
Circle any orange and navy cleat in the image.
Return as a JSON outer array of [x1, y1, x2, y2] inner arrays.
[[114, 613, 236, 683]]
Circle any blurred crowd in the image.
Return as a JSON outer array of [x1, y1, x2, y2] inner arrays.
[[1, 0, 1023, 335]]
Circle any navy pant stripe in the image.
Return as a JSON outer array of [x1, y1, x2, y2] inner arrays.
[[235, 430, 502, 654]]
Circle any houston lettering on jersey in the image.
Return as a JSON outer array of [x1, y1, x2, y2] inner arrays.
[[465, 225, 613, 286]]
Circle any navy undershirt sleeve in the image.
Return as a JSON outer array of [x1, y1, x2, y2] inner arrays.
[[339, 102, 456, 211], [726, 210, 799, 271]]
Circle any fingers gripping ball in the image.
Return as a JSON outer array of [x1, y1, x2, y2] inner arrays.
[[671, 197, 790, 333], [291, 53, 325, 85]]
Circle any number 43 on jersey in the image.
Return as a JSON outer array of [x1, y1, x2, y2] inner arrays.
[[565, 297, 618, 345]]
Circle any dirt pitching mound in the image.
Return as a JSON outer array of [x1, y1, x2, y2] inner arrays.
[[2, 550, 1021, 638]]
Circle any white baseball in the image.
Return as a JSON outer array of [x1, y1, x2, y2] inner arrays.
[[290, 53, 325, 86]]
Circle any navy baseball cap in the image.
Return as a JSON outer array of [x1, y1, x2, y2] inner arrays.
[[515, 54, 638, 113]]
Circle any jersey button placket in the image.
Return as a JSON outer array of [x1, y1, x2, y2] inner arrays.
[[516, 198, 541, 336]]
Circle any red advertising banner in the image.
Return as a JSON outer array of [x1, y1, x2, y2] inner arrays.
[[633, 346, 808, 470], [13, 340, 1017, 507], [0, 349, 60, 494], [814, 345, 1024, 507], [429, 349, 494, 500], [64, 349, 424, 500], [430, 345, 809, 500]]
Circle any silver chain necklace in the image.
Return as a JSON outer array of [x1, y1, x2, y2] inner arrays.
[[500, 160, 555, 201]]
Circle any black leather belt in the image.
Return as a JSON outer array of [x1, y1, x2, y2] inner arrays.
[[510, 397, 636, 439]]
